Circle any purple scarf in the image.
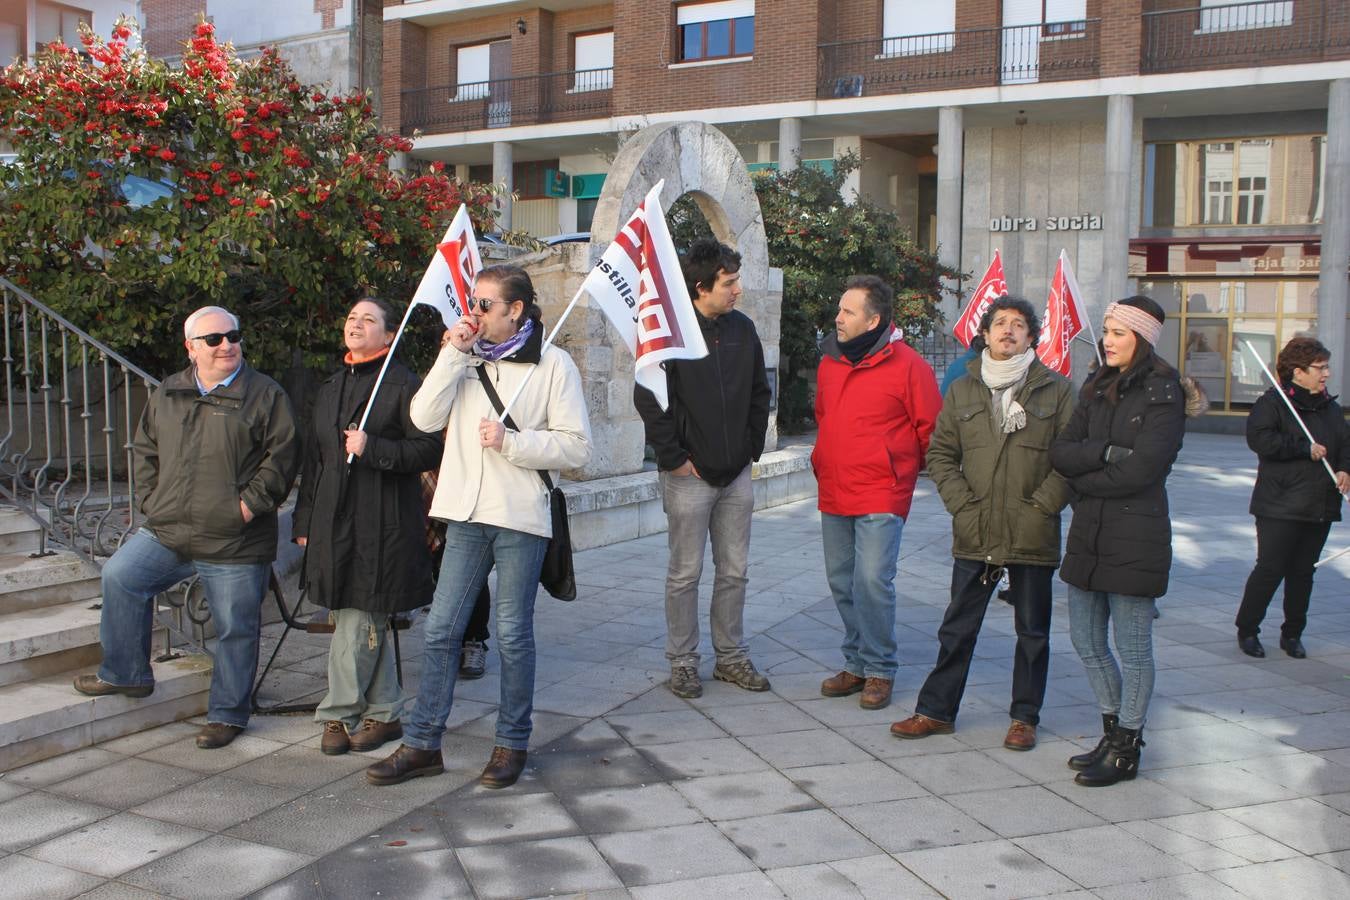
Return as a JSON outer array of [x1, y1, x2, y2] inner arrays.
[[474, 319, 534, 362]]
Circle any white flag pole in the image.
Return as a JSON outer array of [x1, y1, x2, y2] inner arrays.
[[345, 300, 418, 464], [493, 282, 588, 423], [1315, 543, 1350, 568], [1240, 339, 1338, 486], [1060, 250, 1103, 366]]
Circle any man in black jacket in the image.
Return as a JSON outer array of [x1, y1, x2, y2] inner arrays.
[[635, 239, 772, 699]]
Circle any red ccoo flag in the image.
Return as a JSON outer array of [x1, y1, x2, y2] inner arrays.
[[952, 250, 1008, 348], [1037, 250, 1089, 376]]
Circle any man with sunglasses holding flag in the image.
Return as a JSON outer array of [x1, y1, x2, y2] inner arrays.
[[74, 306, 299, 750]]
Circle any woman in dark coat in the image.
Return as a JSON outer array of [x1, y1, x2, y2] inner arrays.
[[1235, 336, 1350, 660], [293, 298, 444, 756], [1050, 295, 1203, 787]]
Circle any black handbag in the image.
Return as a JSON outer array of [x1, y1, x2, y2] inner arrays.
[[476, 366, 577, 601]]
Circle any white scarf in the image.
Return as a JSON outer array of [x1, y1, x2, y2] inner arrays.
[[980, 348, 1036, 433]]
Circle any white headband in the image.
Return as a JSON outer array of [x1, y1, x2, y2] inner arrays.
[[1104, 302, 1163, 347]]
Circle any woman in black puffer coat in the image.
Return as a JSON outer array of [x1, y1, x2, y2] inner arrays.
[[1235, 336, 1350, 660], [293, 298, 444, 756], [1050, 295, 1205, 788]]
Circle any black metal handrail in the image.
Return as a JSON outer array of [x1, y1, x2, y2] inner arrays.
[[401, 67, 614, 135], [1142, 1, 1348, 73], [817, 20, 1101, 99]]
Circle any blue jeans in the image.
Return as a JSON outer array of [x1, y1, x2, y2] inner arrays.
[[1067, 585, 1156, 730], [404, 520, 547, 753], [98, 528, 269, 728], [821, 512, 903, 679]]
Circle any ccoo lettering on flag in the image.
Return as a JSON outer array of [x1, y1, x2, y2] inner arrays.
[[410, 203, 482, 328], [951, 249, 1009, 348], [1036, 249, 1089, 376]]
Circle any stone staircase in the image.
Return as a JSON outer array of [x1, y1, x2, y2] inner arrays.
[[0, 505, 212, 770]]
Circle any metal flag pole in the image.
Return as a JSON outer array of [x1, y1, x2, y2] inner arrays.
[[1240, 339, 1338, 485]]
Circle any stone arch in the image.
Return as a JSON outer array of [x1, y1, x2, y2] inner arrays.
[[525, 121, 781, 480]]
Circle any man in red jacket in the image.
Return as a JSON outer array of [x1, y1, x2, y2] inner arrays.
[[813, 276, 942, 710]]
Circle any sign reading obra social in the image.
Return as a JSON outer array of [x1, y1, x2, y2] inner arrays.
[[989, 214, 1103, 232]]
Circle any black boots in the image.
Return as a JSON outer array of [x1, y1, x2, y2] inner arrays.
[[1075, 724, 1144, 787], [1068, 714, 1119, 772]]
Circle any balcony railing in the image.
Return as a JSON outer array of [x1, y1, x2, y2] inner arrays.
[[817, 21, 1101, 99], [1142, 1, 1349, 73], [401, 68, 613, 136]]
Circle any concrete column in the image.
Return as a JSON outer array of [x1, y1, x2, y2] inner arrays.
[[937, 106, 964, 326], [492, 141, 514, 233], [778, 117, 802, 173], [1101, 94, 1134, 304], [1320, 79, 1350, 397]]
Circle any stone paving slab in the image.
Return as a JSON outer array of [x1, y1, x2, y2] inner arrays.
[[7, 434, 1350, 897]]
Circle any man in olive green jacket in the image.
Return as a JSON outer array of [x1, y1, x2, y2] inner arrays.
[[74, 306, 298, 750], [892, 296, 1073, 751]]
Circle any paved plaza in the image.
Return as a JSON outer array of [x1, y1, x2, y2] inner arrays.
[[3, 432, 1350, 898]]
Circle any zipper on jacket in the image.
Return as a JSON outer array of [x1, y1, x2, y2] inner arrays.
[[713, 323, 730, 460]]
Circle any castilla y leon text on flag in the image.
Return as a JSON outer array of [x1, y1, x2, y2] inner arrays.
[[1037, 249, 1098, 375], [410, 203, 482, 328], [951, 249, 1008, 348], [578, 180, 708, 410]]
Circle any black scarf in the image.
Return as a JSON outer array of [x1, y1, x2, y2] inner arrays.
[[839, 321, 888, 366], [1286, 380, 1333, 411]]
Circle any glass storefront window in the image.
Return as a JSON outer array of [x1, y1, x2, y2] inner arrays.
[[1142, 135, 1326, 228]]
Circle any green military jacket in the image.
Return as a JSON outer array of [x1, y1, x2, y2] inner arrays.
[[926, 355, 1075, 568]]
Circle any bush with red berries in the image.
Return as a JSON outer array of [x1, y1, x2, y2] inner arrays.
[[0, 19, 499, 375]]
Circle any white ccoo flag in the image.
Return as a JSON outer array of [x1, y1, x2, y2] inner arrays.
[[578, 181, 707, 410], [409, 204, 482, 328]]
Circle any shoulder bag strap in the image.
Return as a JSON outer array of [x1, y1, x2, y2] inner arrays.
[[475, 364, 555, 491]]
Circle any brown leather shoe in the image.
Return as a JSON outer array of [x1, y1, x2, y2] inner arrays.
[[320, 721, 350, 756], [480, 746, 528, 789], [196, 723, 244, 749], [890, 713, 955, 739], [366, 744, 444, 786], [820, 670, 866, 697], [860, 677, 893, 710], [1003, 720, 1037, 751], [348, 718, 403, 752], [72, 674, 153, 699]]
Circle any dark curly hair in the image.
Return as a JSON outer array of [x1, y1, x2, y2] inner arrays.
[[681, 238, 741, 299], [977, 295, 1041, 349], [1276, 336, 1330, 384]]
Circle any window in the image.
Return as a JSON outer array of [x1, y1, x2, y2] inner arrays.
[[454, 43, 491, 100], [573, 31, 613, 91], [881, 0, 954, 55], [1200, 0, 1292, 34], [1042, 0, 1086, 36], [1142, 135, 1323, 228], [35, 2, 90, 52], [677, 1, 754, 62]]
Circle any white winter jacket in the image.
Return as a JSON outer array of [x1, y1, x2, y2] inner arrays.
[[410, 328, 591, 539]]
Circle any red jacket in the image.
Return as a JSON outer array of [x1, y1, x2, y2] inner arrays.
[[813, 326, 942, 518]]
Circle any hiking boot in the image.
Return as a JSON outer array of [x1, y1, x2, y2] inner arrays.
[[348, 719, 403, 753], [366, 744, 444, 786], [1003, 720, 1037, 751], [860, 677, 893, 710], [713, 659, 770, 692], [820, 670, 866, 697], [72, 674, 153, 699], [669, 665, 702, 698], [196, 723, 244, 749], [480, 746, 528, 789], [890, 713, 955, 739], [459, 640, 488, 680], [320, 721, 350, 756]]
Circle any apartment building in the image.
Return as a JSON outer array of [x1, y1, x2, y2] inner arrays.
[[391, 2, 1341, 414], [1, 1, 142, 66]]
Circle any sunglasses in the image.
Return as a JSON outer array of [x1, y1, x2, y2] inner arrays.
[[189, 330, 243, 347], [472, 297, 518, 313]]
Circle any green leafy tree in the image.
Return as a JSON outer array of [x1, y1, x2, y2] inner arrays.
[[672, 152, 958, 431], [0, 19, 500, 376]]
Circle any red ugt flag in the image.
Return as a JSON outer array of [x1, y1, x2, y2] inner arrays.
[[952, 249, 1008, 348], [579, 180, 708, 410], [410, 204, 482, 328], [1037, 250, 1087, 376]]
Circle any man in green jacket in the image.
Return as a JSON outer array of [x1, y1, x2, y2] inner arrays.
[[74, 306, 299, 749], [891, 296, 1073, 751]]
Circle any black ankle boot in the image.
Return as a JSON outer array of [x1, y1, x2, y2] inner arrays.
[[1068, 714, 1119, 772], [1074, 725, 1144, 787]]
